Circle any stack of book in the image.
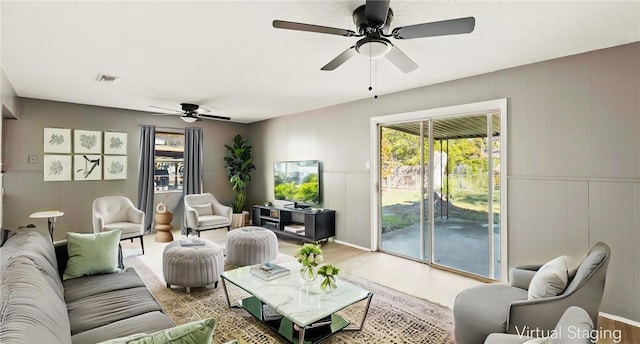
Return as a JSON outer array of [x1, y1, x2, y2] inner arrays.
[[283, 224, 305, 235], [180, 238, 205, 247], [262, 304, 283, 321], [250, 263, 290, 281]]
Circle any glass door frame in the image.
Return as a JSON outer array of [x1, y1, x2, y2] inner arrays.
[[370, 99, 508, 281]]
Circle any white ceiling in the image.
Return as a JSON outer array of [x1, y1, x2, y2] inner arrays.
[[2, 1, 639, 123]]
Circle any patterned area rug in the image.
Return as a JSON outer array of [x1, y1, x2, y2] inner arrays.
[[126, 256, 455, 344]]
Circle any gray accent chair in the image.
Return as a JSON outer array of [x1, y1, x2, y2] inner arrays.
[[184, 193, 232, 237], [484, 306, 594, 344], [454, 242, 610, 344], [92, 196, 145, 254]]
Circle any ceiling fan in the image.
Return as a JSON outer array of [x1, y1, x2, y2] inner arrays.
[[149, 103, 231, 123], [273, 0, 475, 73]]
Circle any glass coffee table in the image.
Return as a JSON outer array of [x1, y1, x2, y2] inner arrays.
[[221, 261, 373, 344]]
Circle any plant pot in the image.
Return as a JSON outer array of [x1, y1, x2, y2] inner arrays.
[[231, 213, 245, 229], [242, 210, 251, 226]]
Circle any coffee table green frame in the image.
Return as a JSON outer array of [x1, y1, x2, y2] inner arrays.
[[221, 261, 373, 344]]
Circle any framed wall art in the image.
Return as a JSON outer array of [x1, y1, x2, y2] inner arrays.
[[104, 155, 127, 180], [43, 155, 72, 181], [104, 131, 127, 155], [74, 130, 102, 154], [74, 154, 102, 181], [44, 128, 71, 154]]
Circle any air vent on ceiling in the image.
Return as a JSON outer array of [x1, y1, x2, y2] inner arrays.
[[96, 74, 120, 84]]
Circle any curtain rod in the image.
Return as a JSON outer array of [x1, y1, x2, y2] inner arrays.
[[137, 125, 196, 132]]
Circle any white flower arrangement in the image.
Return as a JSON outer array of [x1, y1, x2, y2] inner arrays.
[[296, 243, 323, 268], [318, 264, 340, 292]]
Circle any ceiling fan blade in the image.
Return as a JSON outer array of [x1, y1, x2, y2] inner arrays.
[[198, 113, 231, 121], [273, 20, 356, 37], [196, 106, 211, 114], [321, 46, 357, 71], [148, 105, 181, 113], [365, 0, 390, 25], [385, 44, 418, 73], [393, 17, 475, 39]]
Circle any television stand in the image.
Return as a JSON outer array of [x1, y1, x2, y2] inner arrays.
[[252, 205, 335, 243]]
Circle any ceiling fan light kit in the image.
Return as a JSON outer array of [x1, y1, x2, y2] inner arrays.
[[355, 37, 391, 59], [180, 116, 198, 123]]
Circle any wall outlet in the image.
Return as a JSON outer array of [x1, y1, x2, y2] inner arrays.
[[28, 155, 37, 164]]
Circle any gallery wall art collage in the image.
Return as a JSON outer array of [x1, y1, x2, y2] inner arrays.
[[43, 128, 127, 182]]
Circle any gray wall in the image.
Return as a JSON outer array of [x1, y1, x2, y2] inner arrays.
[[3, 98, 246, 240], [1, 65, 21, 119], [1, 65, 21, 228], [247, 42, 640, 321]]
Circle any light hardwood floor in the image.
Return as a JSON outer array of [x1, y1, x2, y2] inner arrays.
[[122, 229, 640, 342]]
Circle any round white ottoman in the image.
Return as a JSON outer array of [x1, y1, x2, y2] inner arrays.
[[226, 226, 278, 266], [163, 239, 224, 293]]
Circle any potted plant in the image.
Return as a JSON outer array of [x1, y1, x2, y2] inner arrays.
[[224, 134, 256, 228]]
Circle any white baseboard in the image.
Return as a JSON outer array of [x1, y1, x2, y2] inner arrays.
[[333, 239, 372, 252], [599, 312, 640, 327]]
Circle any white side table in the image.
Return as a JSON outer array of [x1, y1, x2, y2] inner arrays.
[[29, 210, 64, 241]]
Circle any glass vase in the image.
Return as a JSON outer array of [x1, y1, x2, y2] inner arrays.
[[300, 265, 318, 282], [320, 276, 337, 294]]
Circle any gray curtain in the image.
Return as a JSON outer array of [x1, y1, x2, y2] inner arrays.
[[137, 125, 155, 233], [182, 127, 203, 233]]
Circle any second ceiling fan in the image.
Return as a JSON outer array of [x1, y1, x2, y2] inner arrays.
[[149, 103, 231, 123], [273, 0, 475, 73]]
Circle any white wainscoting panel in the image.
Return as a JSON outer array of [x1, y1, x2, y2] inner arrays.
[[511, 178, 638, 320], [321, 172, 346, 241], [508, 178, 590, 268], [344, 173, 372, 249], [589, 181, 637, 318]]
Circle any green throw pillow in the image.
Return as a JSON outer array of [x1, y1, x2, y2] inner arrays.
[[98, 317, 217, 344], [63, 229, 122, 280]]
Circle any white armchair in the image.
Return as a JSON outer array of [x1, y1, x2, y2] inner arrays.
[[92, 196, 145, 254], [184, 193, 232, 237]]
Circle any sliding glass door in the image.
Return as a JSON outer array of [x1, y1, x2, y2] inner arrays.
[[379, 122, 429, 260], [376, 104, 505, 280]]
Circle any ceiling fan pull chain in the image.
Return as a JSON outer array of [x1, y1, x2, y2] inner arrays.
[[374, 59, 378, 99], [368, 46, 373, 92]]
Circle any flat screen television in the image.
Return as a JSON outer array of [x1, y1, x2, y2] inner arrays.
[[273, 160, 320, 206]]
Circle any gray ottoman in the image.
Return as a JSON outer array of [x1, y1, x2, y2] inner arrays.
[[162, 239, 224, 293], [226, 226, 278, 266]]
